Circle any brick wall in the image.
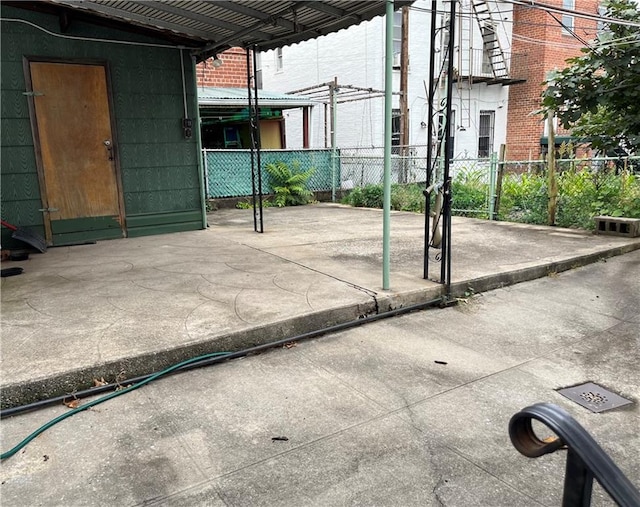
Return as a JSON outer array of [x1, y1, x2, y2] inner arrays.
[[196, 47, 249, 88], [506, 1, 599, 160]]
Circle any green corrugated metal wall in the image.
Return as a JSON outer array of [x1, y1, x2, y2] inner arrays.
[[0, 5, 203, 248]]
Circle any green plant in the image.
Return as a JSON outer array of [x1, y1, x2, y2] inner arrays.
[[391, 183, 425, 212], [265, 161, 315, 207], [497, 168, 640, 229], [540, 0, 640, 153], [498, 173, 548, 224], [235, 198, 274, 209], [451, 168, 488, 217], [339, 167, 639, 231], [342, 186, 365, 207]]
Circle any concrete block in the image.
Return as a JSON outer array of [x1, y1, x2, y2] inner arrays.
[[594, 216, 640, 237]]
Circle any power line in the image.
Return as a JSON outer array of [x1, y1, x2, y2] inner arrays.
[[502, 0, 640, 28], [408, 1, 640, 29]]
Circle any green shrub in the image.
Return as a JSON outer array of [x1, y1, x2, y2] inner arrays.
[[342, 186, 365, 207], [265, 160, 315, 207], [391, 183, 425, 212], [499, 173, 548, 224], [498, 169, 640, 229], [339, 168, 639, 231], [446, 168, 487, 217], [235, 198, 274, 209], [361, 184, 384, 208]]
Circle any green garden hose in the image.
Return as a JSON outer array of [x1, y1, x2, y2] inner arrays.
[[1, 352, 231, 460]]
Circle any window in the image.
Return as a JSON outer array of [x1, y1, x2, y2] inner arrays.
[[561, 0, 575, 34], [392, 108, 401, 146], [275, 47, 283, 72], [478, 111, 495, 158], [393, 11, 402, 68]]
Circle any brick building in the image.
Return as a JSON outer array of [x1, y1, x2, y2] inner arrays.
[[506, 0, 600, 160], [196, 47, 250, 88], [195, 48, 313, 149]]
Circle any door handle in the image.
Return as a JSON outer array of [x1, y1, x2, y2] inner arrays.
[[103, 139, 114, 161]]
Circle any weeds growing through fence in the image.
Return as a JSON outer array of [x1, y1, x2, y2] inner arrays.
[[342, 168, 640, 230]]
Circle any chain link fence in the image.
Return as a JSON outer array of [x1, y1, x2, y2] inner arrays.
[[204, 149, 334, 198], [204, 147, 639, 218], [499, 156, 640, 175]]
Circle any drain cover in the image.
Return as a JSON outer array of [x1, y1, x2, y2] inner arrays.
[[558, 382, 633, 413]]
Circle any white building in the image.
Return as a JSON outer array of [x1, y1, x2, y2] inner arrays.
[[260, 0, 519, 159]]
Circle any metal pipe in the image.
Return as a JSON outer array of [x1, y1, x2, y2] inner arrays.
[[190, 54, 207, 229], [424, 0, 438, 280], [331, 77, 337, 202], [246, 49, 258, 232], [253, 46, 264, 233], [383, 0, 393, 291], [441, 0, 457, 294]]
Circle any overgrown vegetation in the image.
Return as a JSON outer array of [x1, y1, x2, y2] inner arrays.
[[235, 198, 275, 209], [341, 168, 640, 230], [264, 160, 315, 207]]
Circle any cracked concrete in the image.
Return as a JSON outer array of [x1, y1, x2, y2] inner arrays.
[[1, 249, 637, 506], [1, 204, 639, 409]]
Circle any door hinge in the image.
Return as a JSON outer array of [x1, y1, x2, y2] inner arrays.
[[23, 91, 44, 97]]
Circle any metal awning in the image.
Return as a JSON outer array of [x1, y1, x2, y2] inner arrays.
[[43, 0, 413, 59], [199, 87, 316, 109]]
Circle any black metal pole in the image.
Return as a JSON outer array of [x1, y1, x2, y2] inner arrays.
[[253, 46, 264, 233], [423, 0, 438, 280], [246, 49, 258, 232], [562, 451, 594, 507], [440, 0, 456, 292]]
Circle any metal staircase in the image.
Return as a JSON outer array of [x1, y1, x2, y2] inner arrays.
[[456, 3, 473, 128], [472, 0, 509, 79]]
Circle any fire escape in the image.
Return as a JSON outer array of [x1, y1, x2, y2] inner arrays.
[[455, 0, 527, 86], [453, 0, 527, 128]]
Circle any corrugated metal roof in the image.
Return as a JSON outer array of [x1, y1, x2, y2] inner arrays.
[[198, 87, 316, 108], [45, 1, 413, 58]]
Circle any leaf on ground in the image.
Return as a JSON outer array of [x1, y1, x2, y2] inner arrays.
[[93, 377, 108, 387], [63, 399, 81, 409], [284, 341, 297, 349]]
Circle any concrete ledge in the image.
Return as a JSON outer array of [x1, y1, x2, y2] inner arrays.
[[0, 300, 376, 410], [3, 240, 639, 410]]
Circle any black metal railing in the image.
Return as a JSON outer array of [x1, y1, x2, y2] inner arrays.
[[509, 403, 640, 507]]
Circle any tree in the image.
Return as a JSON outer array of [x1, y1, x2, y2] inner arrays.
[[541, 0, 640, 154]]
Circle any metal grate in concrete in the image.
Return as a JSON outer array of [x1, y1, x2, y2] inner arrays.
[[557, 382, 633, 413]]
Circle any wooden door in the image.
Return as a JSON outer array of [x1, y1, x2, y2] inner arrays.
[[28, 61, 124, 244]]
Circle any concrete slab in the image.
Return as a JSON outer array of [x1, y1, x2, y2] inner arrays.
[[1, 251, 638, 506], [1, 204, 639, 408]]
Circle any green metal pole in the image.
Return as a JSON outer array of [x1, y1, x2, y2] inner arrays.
[[191, 54, 207, 229], [331, 80, 337, 202], [383, 0, 393, 290]]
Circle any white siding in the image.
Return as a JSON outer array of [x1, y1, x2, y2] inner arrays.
[[262, 0, 513, 156]]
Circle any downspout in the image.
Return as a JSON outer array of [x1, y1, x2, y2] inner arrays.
[[383, 0, 393, 290], [189, 53, 207, 229]]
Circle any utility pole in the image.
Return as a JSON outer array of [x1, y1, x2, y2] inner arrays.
[[399, 6, 410, 182]]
